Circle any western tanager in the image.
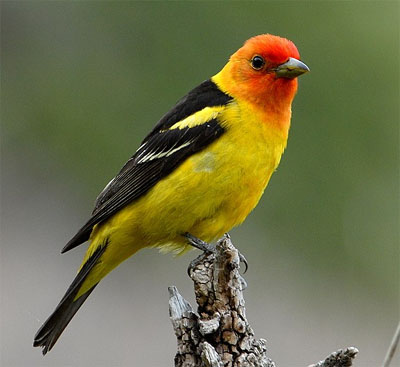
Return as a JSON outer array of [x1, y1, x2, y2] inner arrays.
[[34, 34, 309, 354]]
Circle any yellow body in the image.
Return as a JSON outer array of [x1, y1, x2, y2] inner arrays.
[[77, 73, 290, 298]]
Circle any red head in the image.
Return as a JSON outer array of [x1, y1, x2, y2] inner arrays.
[[214, 34, 309, 122]]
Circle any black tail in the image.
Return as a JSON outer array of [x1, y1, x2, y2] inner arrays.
[[33, 241, 108, 355]]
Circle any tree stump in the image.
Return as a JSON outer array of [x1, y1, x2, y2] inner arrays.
[[169, 234, 358, 367]]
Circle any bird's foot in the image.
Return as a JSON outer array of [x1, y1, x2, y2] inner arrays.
[[184, 232, 216, 253], [221, 233, 249, 273], [184, 232, 248, 274], [184, 233, 215, 275]]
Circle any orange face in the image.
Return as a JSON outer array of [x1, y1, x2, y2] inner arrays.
[[221, 34, 308, 109]]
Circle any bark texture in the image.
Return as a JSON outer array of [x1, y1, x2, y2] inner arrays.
[[169, 234, 359, 367]]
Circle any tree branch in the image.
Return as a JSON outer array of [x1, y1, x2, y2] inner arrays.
[[308, 348, 359, 367], [382, 321, 400, 367], [169, 234, 359, 367]]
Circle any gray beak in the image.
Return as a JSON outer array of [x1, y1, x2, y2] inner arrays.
[[274, 57, 310, 79]]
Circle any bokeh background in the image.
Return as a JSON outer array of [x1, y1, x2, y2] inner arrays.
[[1, 1, 399, 366]]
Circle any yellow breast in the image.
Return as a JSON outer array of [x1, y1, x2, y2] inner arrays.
[[190, 99, 288, 235]]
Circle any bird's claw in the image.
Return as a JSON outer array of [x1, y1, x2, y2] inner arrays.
[[185, 232, 248, 274], [185, 233, 216, 276], [239, 252, 248, 274], [184, 232, 216, 253], [221, 233, 248, 273]]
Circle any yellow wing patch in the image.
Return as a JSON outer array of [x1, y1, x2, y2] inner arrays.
[[169, 106, 226, 130]]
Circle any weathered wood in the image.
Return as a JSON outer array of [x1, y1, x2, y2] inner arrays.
[[308, 348, 359, 367], [169, 234, 359, 367]]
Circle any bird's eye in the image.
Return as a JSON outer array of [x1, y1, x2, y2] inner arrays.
[[251, 55, 265, 70]]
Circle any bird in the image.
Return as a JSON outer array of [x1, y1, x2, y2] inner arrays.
[[33, 34, 309, 354]]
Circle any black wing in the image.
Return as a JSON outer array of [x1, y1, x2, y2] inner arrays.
[[61, 79, 232, 253], [145, 79, 232, 139]]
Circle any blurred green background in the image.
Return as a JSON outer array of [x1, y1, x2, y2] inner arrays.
[[1, 1, 399, 366]]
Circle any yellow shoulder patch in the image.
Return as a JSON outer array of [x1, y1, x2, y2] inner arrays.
[[169, 106, 226, 130]]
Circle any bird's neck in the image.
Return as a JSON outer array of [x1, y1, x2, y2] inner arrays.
[[212, 71, 297, 139]]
